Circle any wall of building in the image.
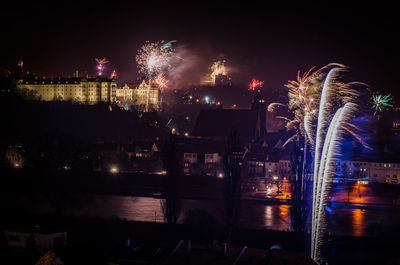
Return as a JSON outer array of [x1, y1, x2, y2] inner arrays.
[[336, 160, 400, 184], [17, 77, 117, 104]]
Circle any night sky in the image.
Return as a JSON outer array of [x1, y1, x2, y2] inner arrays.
[[1, 2, 398, 97]]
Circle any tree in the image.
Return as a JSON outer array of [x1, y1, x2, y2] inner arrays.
[[223, 129, 243, 243], [161, 133, 181, 224], [290, 134, 308, 234]]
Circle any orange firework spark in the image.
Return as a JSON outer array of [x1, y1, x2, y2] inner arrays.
[[248, 79, 264, 90]]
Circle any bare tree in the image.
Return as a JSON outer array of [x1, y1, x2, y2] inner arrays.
[[161, 133, 181, 224], [223, 129, 243, 243]]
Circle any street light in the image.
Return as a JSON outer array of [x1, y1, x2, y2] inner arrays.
[[110, 165, 119, 174]]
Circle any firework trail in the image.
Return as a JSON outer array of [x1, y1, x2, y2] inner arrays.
[[311, 67, 368, 263], [372, 93, 393, 115], [110, 69, 117, 79], [95, 57, 109, 76], [267, 63, 358, 148], [268, 64, 369, 263], [248, 79, 264, 91], [312, 102, 358, 262]]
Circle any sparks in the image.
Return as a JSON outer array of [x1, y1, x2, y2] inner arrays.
[[372, 93, 393, 114], [110, 69, 117, 79], [210, 60, 227, 84], [267, 63, 358, 148], [136, 40, 177, 111], [267, 64, 369, 263], [95, 57, 109, 76], [154, 74, 169, 90], [248, 79, 264, 90], [136, 40, 176, 80]]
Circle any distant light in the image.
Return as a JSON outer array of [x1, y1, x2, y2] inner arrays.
[[273, 176, 278, 180], [184, 132, 189, 137], [171, 128, 176, 134], [110, 165, 119, 174], [218, 173, 224, 178], [267, 187, 272, 195], [204, 96, 210, 104]]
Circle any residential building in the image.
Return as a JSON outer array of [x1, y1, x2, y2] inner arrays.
[[4, 227, 67, 250]]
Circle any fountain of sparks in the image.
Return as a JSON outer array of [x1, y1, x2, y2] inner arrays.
[[268, 64, 370, 263]]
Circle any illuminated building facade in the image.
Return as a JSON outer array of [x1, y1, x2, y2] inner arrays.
[[335, 160, 400, 184], [16, 76, 117, 104], [115, 81, 160, 111], [115, 84, 134, 102], [16, 76, 160, 111], [133, 81, 159, 111]]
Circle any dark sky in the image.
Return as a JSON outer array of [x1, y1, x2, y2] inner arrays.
[[1, 2, 398, 96]]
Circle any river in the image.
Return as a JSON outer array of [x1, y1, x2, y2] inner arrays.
[[4, 191, 400, 237]]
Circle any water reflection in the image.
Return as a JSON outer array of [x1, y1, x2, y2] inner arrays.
[[351, 209, 365, 236], [4, 191, 398, 237], [264, 206, 273, 227]]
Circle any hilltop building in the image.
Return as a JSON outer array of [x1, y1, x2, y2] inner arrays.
[[16, 76, 117, 104], [115, 81, 160, 111], [11, 63, 160, 110]]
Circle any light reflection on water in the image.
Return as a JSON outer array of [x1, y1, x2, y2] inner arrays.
[[352, 209, 365, 237], [5, 192, 399, 236]]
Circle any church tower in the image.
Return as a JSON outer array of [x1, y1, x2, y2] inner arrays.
[[251, 89, 267, 139]]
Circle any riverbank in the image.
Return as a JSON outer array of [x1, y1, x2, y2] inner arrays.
[[1, 214, 399, 265]]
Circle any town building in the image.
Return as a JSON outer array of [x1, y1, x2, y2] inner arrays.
[[181, 90, 295, 184], [4, 227, 67, 250], [335, 160, 400, 184], [115, 81, 160, 111], [16, 76, 117, 104]]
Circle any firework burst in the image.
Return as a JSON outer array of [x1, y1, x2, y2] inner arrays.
[[268, 63, 361, 147], [372, 93, 393, 114], [248, 79, 264, 90], [154, 74, 169, 90], [136, 40, 176, 80], [95, 57, 109, 76], [136, 40, 177, 111], [210, 60, 227, 83], [110, 69, 117, 79]]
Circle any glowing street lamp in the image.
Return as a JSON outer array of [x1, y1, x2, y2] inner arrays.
[[110, 165, 119, 174]]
